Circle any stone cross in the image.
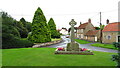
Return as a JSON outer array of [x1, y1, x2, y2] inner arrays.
[[69, 19, 76, 43], [67, 19, 79, 51]]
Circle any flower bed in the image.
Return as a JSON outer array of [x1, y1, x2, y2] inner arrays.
[[55, 47, 94, 55]]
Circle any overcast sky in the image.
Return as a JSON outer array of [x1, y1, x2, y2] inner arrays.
[[0, 0, 120, 29]]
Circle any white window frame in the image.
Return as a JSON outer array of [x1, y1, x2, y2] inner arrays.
[[81, 34, 84, 39], [95, 36, 97, 41]]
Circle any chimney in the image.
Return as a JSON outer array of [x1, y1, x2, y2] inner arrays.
[[88, 18, 91, 23], [80, 22, 82, 24], [106, 19, 109, 24]]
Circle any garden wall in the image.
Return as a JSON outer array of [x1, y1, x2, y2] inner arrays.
[[32, 39, 63, 48]]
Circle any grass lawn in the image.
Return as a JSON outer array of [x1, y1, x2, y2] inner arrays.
[[91, 43, 118, 50], [51, 38, 61, 41], [75, 39, 91, 44], [2, 48, 117, 66]]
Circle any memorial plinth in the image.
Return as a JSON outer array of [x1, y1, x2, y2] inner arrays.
[[55, 19, 93, 55]]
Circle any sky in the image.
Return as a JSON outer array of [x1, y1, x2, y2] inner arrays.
[[0, 0, 120, 29]]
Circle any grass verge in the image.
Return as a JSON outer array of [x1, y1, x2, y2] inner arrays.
[[75, 39, 91, 44], [91, 43, 118, 50], [52, 38, 61, 41], [2, 48, 117, 66]]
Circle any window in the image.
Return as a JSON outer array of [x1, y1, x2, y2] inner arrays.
[[106, 35, 111, 40], [81, 29, 83, 33], [81, 34, 84, 38]]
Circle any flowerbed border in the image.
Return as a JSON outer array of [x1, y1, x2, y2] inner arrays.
[[55, 49, 94, 55]]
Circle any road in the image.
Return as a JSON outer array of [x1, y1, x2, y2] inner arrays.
[[46, 36, 118, 53]]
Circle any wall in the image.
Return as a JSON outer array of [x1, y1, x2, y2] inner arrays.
[[32, 39, 62, 48], [102, 32, 119, 43], [87, 36, 95, 42]]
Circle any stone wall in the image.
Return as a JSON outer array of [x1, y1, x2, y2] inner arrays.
[[32, 39, 63, 48], [102, 32, 119, 43]]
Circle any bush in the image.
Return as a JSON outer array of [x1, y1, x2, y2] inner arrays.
[[112, 42, 120, 67], [2, 34, 34, 49]]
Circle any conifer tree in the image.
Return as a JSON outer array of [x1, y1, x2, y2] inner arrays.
[[48, 18, 60, 38], [28, 7, 51, 43]]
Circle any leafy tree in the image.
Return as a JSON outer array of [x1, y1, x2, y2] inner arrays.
[[2, 12, 20, 38], [94, 27, 100, 30], [2, 11, 33, 49], [99, 25, 105, 43], [28, 7, 51, 43], [14, 21, 28, 38], [48, 18, 60, 38]]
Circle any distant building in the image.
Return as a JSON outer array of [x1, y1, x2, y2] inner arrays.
[[102, 20, 120, 43], [68, 27, 77, 38], [58, 28, 68, 35], [76, 19, 100, 42]]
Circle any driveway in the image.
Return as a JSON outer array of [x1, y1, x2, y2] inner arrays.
[[45, 36, 118, 53]]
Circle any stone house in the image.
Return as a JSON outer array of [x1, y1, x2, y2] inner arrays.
[[84, 30, 100, 42], [76, 19, 100, 42], [102, 21, 120, 43]]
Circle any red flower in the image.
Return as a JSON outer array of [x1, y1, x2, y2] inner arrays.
[[82, 48, 88, 51], [58, 48, 64, 51]]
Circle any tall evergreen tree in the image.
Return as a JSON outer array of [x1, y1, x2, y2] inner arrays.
[[20, 17, 26, 27], [28, 7, 51, 43], [48, 18, 60, 38]]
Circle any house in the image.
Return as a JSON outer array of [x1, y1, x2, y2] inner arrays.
[[58, 28, 68, 35], [76, 19, 100, 41], [102, 20, 120, 43], [85, 30, 100, 42]]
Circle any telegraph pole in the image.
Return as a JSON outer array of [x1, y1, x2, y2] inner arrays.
[[100, 12, 102, 43], [100, 12, 102, 25]]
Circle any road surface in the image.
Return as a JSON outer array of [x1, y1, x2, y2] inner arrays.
[[45, 36, 118, 53]]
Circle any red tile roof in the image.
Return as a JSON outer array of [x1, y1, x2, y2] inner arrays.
[[77, 22, 88, 29], [85, 30, 99, 36], [102, 22, 120, 32]]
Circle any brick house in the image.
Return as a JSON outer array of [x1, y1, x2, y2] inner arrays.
[[76, 19, 100, 42], [102, 21, 120, 43]]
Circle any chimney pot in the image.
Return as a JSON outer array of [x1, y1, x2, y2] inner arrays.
[[106, 19, 109, 24], [80, 22, 82, 24], [88, 18, 91, 23]]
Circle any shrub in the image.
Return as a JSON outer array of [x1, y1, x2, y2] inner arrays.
[[2, 32, 33, 49]]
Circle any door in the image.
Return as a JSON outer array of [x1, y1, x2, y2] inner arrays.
[[95, 36, 97, 42]]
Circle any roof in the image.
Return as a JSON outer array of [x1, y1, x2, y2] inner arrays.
[[61, 28, 67, 31], [57, 28, 68, 31], [57, 29, 61, 31], [77, 22, 88, 29], [85, 30, 99, 36], [102, 22, 120, 32]]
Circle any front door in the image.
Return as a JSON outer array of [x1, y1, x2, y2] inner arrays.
[[95, 36, 97, 42]]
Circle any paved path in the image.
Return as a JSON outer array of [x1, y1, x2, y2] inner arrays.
[[45, 36, 118, 53]]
